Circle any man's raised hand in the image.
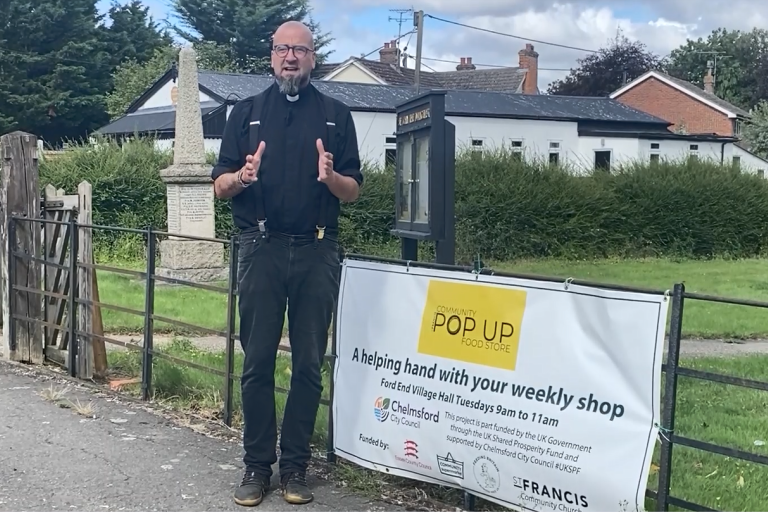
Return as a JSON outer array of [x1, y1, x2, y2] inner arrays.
[[240, 141, 266, 184], [316, 138, 334, 183]]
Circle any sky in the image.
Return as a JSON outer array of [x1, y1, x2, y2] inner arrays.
[[96, 0, 768, 91]]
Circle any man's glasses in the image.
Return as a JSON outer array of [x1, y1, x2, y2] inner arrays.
[[273, 44, 314, 58]]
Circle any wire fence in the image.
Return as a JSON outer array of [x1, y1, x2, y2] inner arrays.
[[6, 215, 768, 511]]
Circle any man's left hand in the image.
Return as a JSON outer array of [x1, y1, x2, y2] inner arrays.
[[316, 139, 335, 184]]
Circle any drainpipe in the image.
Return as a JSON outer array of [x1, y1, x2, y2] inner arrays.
[[720, 141, 727, 164]]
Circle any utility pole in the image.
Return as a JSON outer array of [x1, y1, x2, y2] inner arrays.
[[414, 9, 424, 93], [389, 8, 413, 69]]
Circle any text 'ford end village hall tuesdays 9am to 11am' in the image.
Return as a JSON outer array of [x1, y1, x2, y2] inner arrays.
[[330, 258, 669, 512]]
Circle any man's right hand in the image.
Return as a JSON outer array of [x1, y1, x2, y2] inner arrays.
[[240, 141, 266, 184]]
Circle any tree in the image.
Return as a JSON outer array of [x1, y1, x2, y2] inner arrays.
[[666, 28, 768, 110], [105, 45, 178, 119], [0, 0, 112, 144], [547, 34, 665, 97], [101, 0, 174, 69], [741, 100, 768, 158], [170, 0, 333, 73]]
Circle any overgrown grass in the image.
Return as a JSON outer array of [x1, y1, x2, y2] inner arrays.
[[105, 341, 768, 512], [107, 337, 330, 443], [96, 257, 768, 338]]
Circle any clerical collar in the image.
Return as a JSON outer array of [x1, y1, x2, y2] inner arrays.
[[286, 94, 299, 102]]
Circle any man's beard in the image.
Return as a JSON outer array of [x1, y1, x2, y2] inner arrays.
[[277, 73, 305, 95]]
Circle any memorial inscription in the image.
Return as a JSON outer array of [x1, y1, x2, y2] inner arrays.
[[166, 184, 215, 238]]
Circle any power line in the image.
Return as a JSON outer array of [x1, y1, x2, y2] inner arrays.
[[419, 55, 571, 71], [424, 13, 599, 54], [361, 29, 416, 60]]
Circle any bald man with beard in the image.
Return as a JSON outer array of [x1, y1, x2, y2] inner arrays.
[[211, 21, 364, 507]]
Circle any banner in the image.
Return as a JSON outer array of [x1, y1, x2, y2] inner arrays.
[[331, 259, 669, 512]]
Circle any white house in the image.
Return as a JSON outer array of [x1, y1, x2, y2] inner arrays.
[[97, 69, 753, 173]]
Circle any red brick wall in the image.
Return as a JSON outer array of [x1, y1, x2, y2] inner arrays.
[[614, 77, 734, 136]]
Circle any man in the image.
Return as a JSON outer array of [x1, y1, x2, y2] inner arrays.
[[211, 20, 363, 507]]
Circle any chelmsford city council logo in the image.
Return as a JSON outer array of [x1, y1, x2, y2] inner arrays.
[[374, 396, 391, 422]]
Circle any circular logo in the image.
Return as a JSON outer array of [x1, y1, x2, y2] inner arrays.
[[473, 455, 500, 493], [373, 396, 390, 422]]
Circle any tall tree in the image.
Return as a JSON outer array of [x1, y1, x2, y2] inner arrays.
[[666, 28, 768, 110], [170, 0, 333, 73], [548, 34, 665, 97], [101, 0, 174, 68], [741, 100, 768, 158], [0, 0, 112, 144]]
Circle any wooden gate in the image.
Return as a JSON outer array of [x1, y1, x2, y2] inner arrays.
[[42, 182, 106, 379]]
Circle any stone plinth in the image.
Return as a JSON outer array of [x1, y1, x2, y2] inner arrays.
[[157, 239, 228, 283]]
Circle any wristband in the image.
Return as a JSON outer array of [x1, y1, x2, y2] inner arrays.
[[237, 170, 252, 188]]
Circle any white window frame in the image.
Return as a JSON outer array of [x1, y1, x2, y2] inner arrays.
[[548, 140, 561, 165], [470, 137, 485, 154], [384, 135, 396, 168]]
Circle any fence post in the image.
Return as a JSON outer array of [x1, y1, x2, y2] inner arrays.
[[141, 227, 156, 401], [6, 218, 16, 352], [656, 282, 685, 511], [0, 131, 43, 363], [77, 181, 94, 379], [67, 215, 79, 377], [223, 236, 239, 427], [326, 302, 338, 464]]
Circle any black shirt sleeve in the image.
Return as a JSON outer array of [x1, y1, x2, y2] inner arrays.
[[334, 106, 364, 186], [211, 99, 251, 181]]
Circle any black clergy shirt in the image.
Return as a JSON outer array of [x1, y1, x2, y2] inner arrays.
[[211, 82, 363, 236]]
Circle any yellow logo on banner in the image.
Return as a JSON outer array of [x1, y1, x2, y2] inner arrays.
[[417, 280, 527, 371]]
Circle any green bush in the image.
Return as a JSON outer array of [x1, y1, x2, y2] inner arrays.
[[39, 137, 768, 262]]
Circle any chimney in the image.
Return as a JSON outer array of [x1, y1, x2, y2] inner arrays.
[[703, 67, 715, 94], [379, 40, 399, 65], [518, 43, 539, 94], [456, 57, 476, 71]]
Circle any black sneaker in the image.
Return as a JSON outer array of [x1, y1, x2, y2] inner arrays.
[[280, 472, 313, 504], [234, 470, 269, 507]]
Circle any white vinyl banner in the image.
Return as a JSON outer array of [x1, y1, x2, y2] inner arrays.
[[332, 259, 669, 512]]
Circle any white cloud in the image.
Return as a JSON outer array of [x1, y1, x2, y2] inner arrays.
[[318, 1, 765, 91]]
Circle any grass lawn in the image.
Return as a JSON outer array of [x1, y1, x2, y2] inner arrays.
[[107, 342, 768, 512], [496, 258, 768, 339], [96, 257, 768, 339]]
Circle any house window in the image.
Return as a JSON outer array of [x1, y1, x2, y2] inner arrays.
[[384, 136, 396, 168], [734, 120, 742, 136], [385, 148, 396, 167], [650, 143, 660, 150], [689, 144, 699, 162], [471, 138, 484, 153], [548, 141, 560, 166], [733, 156, 741, 168], [759, 170, 765, 179], [510, 139, 523, 161], [650, 153, 660, 164], [594, 150, 611, 172]]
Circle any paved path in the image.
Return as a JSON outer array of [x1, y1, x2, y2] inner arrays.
[[0, 361, 399, 512]]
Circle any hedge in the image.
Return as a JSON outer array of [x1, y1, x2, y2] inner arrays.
[[39, 137, 768, 262]]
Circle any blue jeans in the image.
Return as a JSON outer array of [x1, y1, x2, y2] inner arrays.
[[236, 228, 340, 479]]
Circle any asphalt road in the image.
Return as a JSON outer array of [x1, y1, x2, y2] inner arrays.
[[0, 362, 398, 512]]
